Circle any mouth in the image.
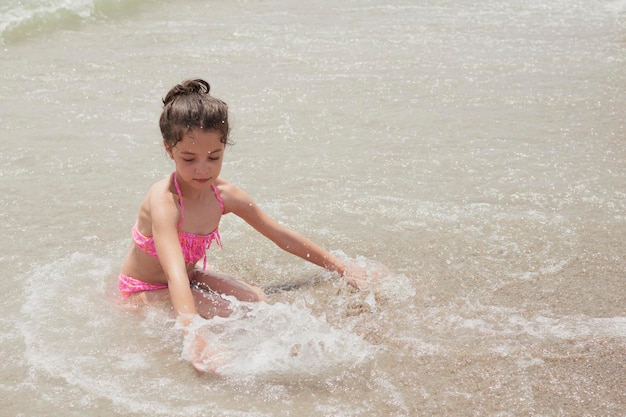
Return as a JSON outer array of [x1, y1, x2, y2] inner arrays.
[[194, 178, 211, 183]]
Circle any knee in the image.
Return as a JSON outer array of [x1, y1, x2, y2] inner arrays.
[[248, 285, 268, 303]]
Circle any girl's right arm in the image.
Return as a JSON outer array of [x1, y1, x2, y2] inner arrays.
[[149, 189, 198, 322], [149, 188, 218, 371]]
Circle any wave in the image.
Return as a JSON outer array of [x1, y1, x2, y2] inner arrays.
[[0, 0, 160, 43]]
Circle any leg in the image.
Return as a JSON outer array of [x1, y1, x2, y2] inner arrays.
[[191, 286, 233, 319], [124, 286, 233, 319], [191, 269, 268, 303], [118, 287, 171, 311]]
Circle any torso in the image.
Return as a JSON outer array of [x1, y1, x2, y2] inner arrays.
[[120, 172, 225, 284]]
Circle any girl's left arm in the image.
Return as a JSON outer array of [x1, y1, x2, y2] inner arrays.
[[223, 182, 349, 279]]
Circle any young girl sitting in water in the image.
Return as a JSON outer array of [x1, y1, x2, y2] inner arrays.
[[119, 79, 365, 371]]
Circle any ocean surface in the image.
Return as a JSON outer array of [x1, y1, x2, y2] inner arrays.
[[1, 0, 625, 415]]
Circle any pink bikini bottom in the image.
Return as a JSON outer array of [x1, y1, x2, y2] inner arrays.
[[118, 273, 168, 298]]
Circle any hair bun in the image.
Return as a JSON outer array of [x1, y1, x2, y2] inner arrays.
[[163, 79, 211, 105]]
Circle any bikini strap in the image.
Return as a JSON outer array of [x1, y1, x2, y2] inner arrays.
[[212, 183, 225, 214], [173, 171, 185, 229], [175, 172, 223, 223]]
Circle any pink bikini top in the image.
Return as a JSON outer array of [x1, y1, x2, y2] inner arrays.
[[132, 172, 223, 269]]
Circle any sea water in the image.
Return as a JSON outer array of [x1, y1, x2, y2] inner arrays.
[[1, 0, 625, 415]]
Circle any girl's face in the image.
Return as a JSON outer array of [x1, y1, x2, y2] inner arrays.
[[165, 129, 225, 188]]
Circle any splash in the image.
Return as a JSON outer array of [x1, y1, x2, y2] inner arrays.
[[180, 297, 374, 377], [178, 253, 415, 376], [332, 250, 416, 303]]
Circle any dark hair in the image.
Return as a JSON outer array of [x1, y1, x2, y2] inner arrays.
[[159, 79, 232, 148]]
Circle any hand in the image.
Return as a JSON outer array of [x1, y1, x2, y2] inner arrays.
[[341, 262, 371, 290], [341, 259, 389, 290], [184, 326, 224, 373]]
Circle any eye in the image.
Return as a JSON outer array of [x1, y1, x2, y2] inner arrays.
[[209, 156, 221, 161], [183, 158, 195, 162]]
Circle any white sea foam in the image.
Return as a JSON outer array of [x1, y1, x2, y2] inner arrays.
[[0, 0, 156, 42], [181, 297, 374, 377], [606, 0, 626, 14]]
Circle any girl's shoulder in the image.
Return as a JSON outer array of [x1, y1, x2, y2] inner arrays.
[[136, 174, 179, 231], [213, 177, 254, 213], [143, 174, 179, 213], [213, 176, 233, 194]]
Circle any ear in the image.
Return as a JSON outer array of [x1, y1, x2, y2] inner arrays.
[[164, 141, 174, 159]]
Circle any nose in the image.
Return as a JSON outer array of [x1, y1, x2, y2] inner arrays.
[[195, 161, 211, 176]]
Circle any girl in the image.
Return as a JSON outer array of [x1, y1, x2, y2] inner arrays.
[[119, 79, 365, 371]]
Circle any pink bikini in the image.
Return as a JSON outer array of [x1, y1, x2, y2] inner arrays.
[[118, 172, 224, 298]]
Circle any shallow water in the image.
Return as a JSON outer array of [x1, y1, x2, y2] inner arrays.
[[1, 0, 625, 415]]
